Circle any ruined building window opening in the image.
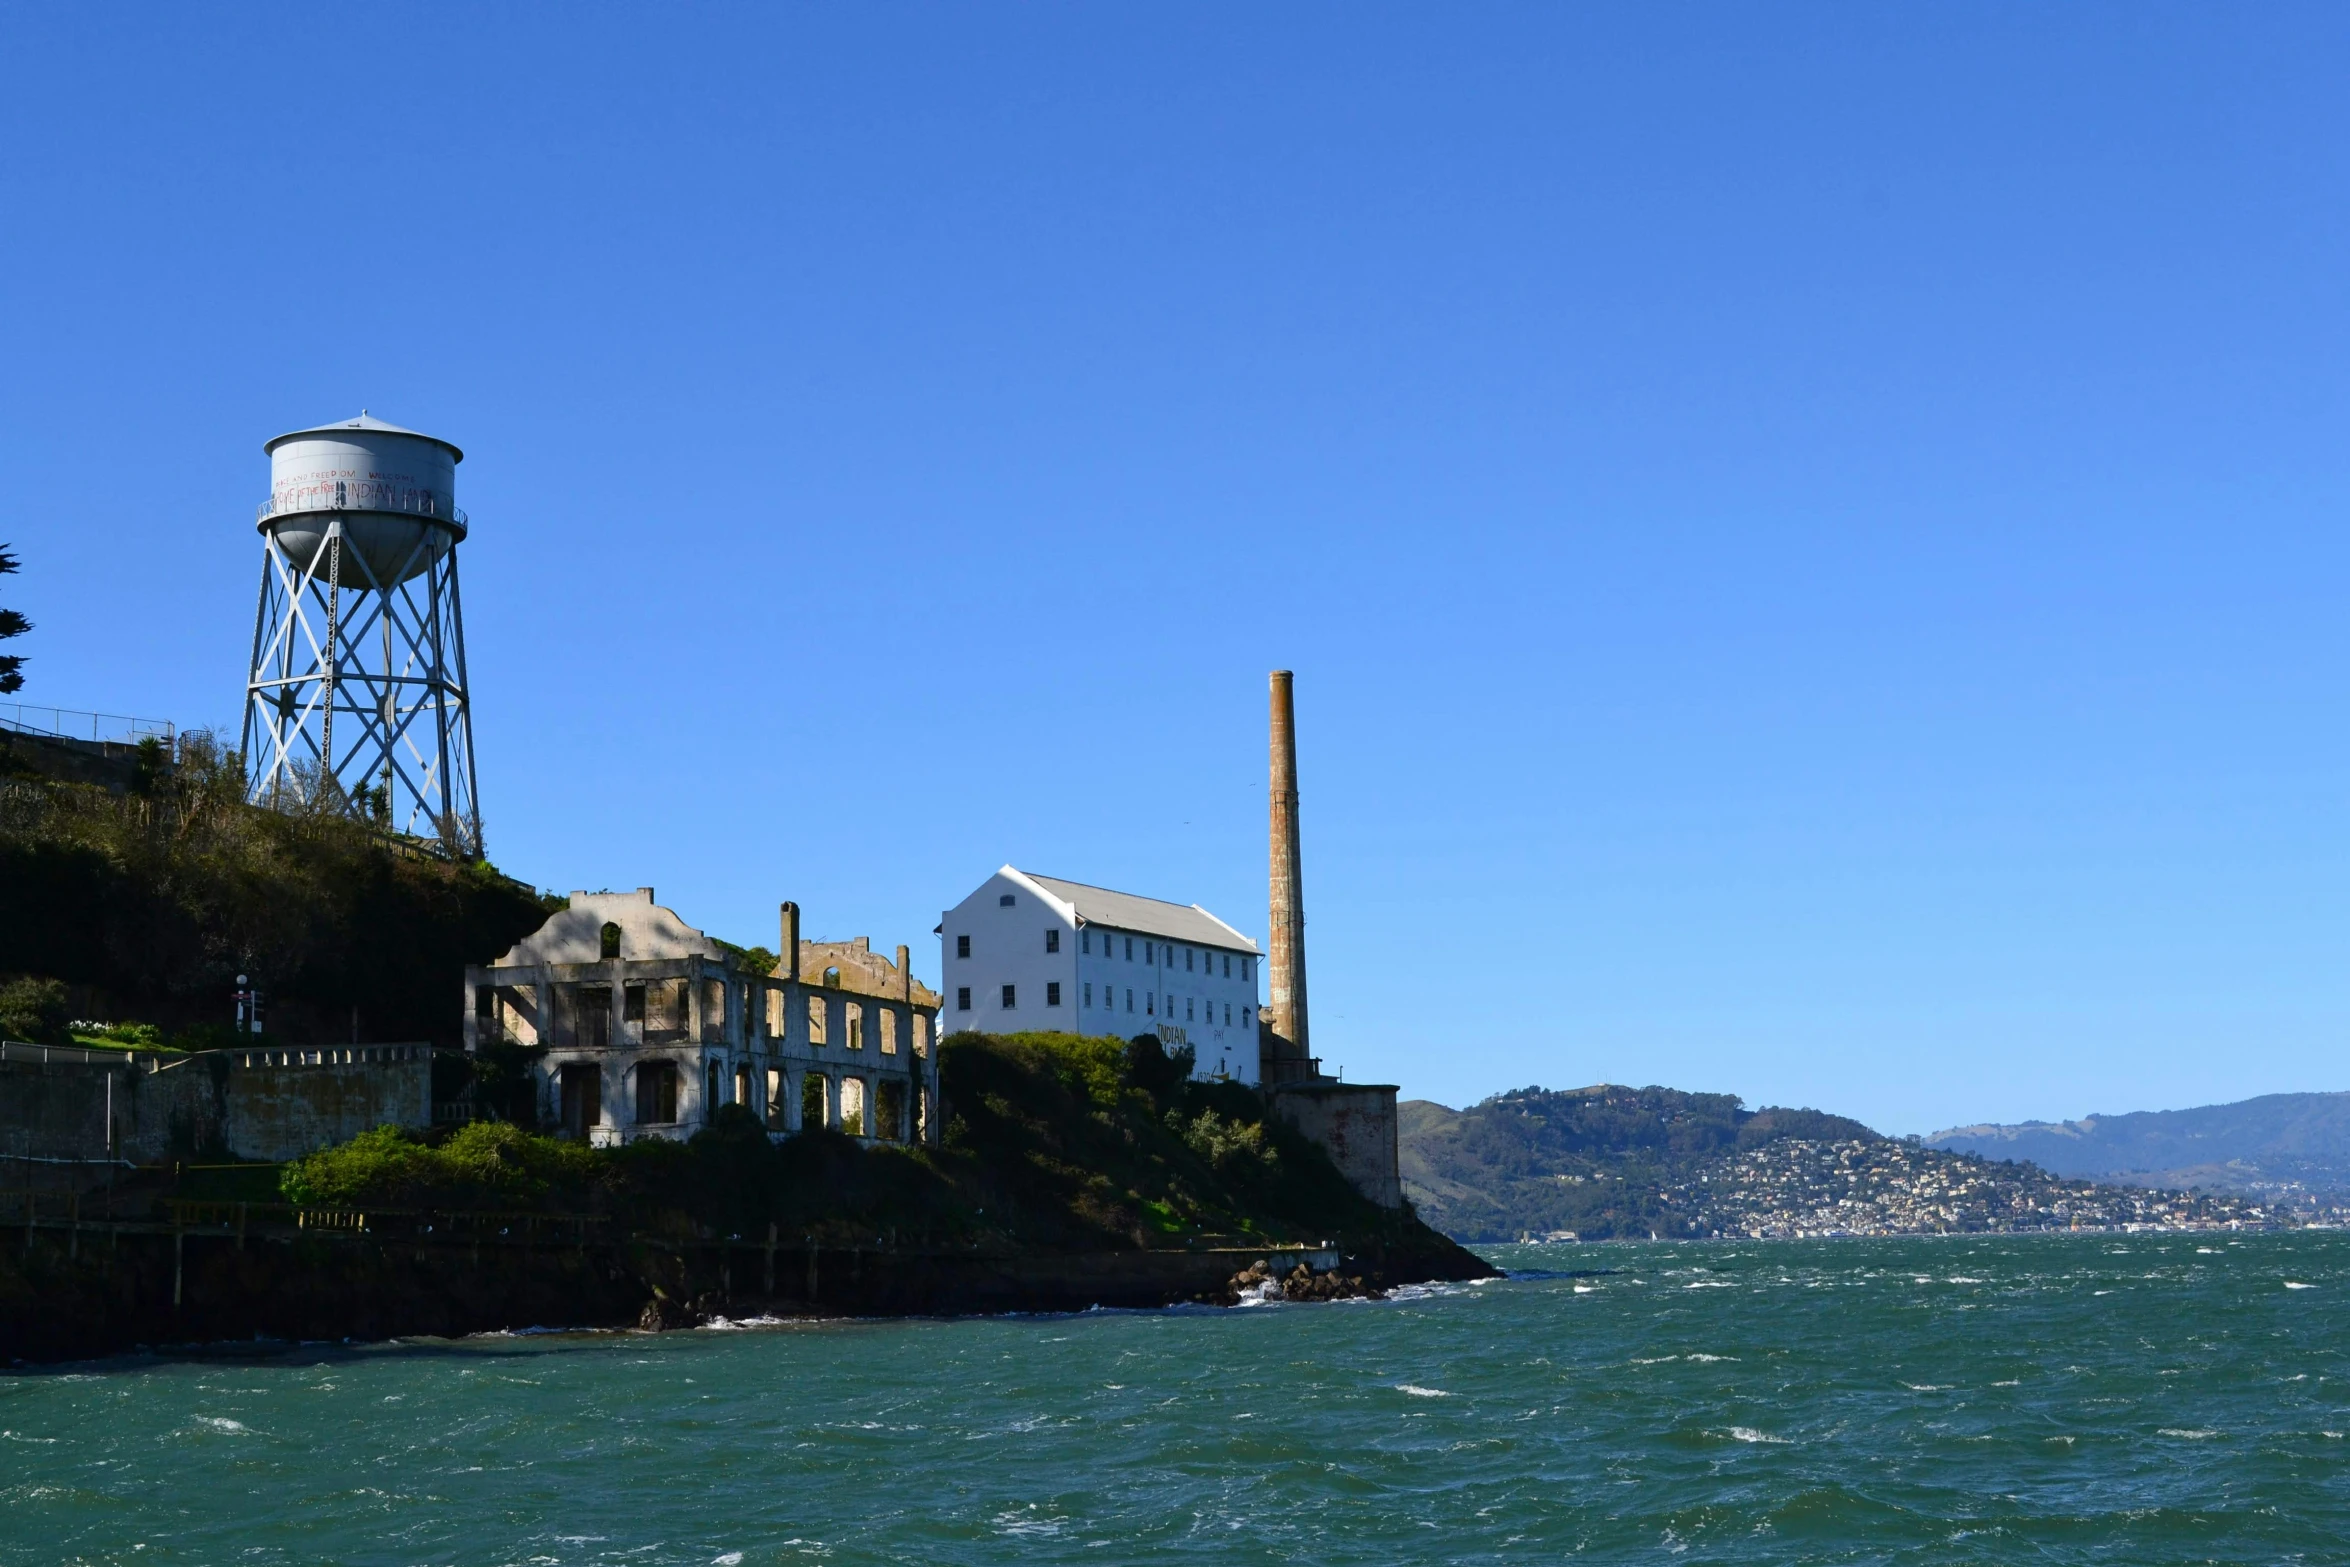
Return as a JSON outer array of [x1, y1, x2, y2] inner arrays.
[[875, 1080, 906, 1143], [702, 979, 727, 1039], [560, 1063, 602, 1136], [802, 1071, 829, 1129], [839, 1077, 867, 1137], [765, 986, 784, 1039], [807, 994, 829, 1046], [880, 1009, 898, 1055], [600, 922, 622, 960], [736, 1063, 753, 1109], [918, 1085, 934, 1143], [1047, 982, 1061, 1007], [956, 987, 971, 1012], [913, 1014, 929, 1056], [706, 1060, 722, 1113], [824, 966, 842, 988], [1045, 929, 1059, 953], [565, 984, 613, 1050], [1001, 984, 1016, 1010], [623, 982, 646, 1025], [643, 979, 688, 1042], [847, 1003, 864, 1051], [956, 934, 970, 959], [765, 1069, 786, 1129], [635, 1060, 678, 1125], [475, 985, 494, 1022]]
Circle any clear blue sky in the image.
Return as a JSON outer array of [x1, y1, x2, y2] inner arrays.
[[3, 6, 2344, 1135]]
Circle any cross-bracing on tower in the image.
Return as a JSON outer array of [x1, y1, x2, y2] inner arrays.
[[240, 413, 483, 857]]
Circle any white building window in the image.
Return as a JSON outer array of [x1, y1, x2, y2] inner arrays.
[[1081, 930, 1091, 954], [1046, 929, 1059, 953], [957, 987, 971, 1011], [1224, 1002, 1232, 1025], [1146, 993, 1154, 1015], [956, 934, 970, 958], [1125, 937, 1134, 960], [999, 894, 1014, 906], [1083, 982, 1093, 1006], [1126, 988, 1134, 1012], [1001, 984, 1016, 1009], [1185, 948, 1194, 971], [1047, 982, 1061, 1006]]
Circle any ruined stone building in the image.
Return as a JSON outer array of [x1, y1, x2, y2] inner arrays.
[[463, 889, 941, 1145], [938, 867, 1264, 1084]]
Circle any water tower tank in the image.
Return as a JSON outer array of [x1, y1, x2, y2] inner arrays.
[[259, 413, 466, 587], [240, 411, 484, 857]]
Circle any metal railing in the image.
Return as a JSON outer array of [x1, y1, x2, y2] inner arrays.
[[0, 703, 175, 745], [256, 483, 466, 527]]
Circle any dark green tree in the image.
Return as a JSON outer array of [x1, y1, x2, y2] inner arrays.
[[0, 544, 27, 694]]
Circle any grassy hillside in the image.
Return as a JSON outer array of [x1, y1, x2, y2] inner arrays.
[[280, 1031, 1489, 1278], [0, 732, 554, 1047]]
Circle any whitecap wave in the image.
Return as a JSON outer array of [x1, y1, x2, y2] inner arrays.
[[1396, 1384, 1451, 1398], [1724, 1426, 1788, 1444], [2158, 1428, 2219, 1439]]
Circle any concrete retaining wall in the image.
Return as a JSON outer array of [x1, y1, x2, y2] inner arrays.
[[0, 1045, 431, 1166], [1269, 1082, 1403, 1208]]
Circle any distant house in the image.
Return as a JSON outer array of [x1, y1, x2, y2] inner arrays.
[[938, 867, 1262, 1084], [464, 889, 941, 1145]]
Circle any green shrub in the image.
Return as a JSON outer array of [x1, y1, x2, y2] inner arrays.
[[0, 977, 68, 1045], [280, 1121, 600, 1209]]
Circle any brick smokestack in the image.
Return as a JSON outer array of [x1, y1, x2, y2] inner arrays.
[[1268, 669, 1309, 1065]]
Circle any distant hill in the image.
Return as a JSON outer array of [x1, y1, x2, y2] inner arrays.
[[1925, 1091, 2350, 1201], [1401, 1085, 1873, 1241], [1399, 1084, 2287, 1242]]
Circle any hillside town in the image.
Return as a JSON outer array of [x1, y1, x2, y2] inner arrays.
[[1524, 1138, 2341, 1242]]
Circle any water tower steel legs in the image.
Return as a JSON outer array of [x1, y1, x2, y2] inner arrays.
[[241, 522, 482, 856]]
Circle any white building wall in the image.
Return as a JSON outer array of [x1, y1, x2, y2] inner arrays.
[[940, 870, 1080, 1036], [942, 868, 1263, 1086]]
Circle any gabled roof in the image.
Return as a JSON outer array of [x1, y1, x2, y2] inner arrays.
[[1009, 868, 1259, 954]]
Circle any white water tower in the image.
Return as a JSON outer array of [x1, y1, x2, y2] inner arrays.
[[240, 412, 483, 855]]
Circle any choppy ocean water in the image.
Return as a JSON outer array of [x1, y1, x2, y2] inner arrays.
[[5, 1231, 2348, 1564]]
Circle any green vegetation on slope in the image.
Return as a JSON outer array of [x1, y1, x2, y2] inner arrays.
[[0, 733, 555, 1045], [1401, 1084, 1880, 1241], [283, 1031, 1472, 1264]]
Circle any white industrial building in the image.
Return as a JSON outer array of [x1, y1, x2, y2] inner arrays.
[[938, 867, 1263, 1084]]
